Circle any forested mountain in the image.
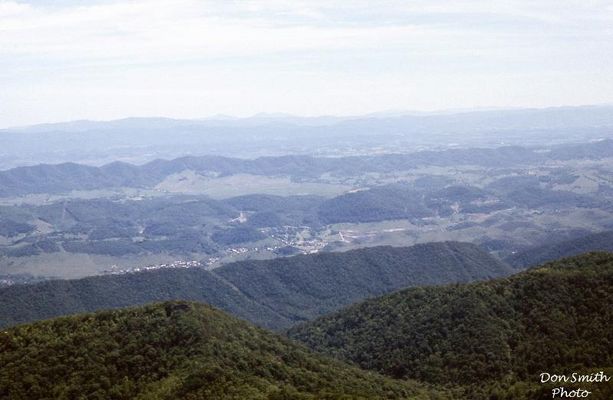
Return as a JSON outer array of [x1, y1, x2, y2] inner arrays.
[[505, 231, 613, 268], [2, 252, 610, 400], [289, 252, 613, 399], [0, 242, 512, 330], [0, 301, 446, 400]]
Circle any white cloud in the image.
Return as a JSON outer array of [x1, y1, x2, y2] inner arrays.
[[0, 0, 612, 126], [2, 0, 609, 65], [0, 1, 464, 65]]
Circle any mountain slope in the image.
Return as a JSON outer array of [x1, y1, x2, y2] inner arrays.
[[0, 242, 513, 330], [505, 231, 613, 268], [0, 267, 289, 331], [215, 242, 512, 324], [288, 252, 613, 399], [0, 301, 445, 400]]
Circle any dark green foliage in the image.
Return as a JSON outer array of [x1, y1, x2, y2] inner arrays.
[[506, 231, 613, 268], [288, 252, 613, 399], [217, 242, 512, 325], [0, 267, 288, 331], [0, 301, 443, 400], [0, 242, 513, 330]]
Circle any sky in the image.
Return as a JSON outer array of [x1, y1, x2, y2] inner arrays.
[[1, 0, 612, 128]]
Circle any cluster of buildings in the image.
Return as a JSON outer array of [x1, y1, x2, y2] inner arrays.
[[102, 260, 202, 275]]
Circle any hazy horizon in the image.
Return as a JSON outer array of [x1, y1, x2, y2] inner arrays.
[[2, 0, 612, 127], [3, 103, 613, 130]]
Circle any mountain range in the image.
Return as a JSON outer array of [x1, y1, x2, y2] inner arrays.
[[0, 241, 512, 330], [2, 251, 611, 399], [0, 139, 612, 198], [1, 105, 612, 169]]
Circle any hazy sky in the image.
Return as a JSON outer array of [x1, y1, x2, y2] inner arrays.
[[1, 0, 612, 127]]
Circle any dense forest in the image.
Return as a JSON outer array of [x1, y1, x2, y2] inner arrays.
[[0, 301, 449, 400], [289, 252, 613, 399], [2, 252, 610, 399], [0, 242, 512, 330]]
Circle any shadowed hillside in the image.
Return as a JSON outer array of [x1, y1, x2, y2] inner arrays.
[[505, 231, 613, 268], [0, 242, 513, 330], [289, 252, 613, 399]]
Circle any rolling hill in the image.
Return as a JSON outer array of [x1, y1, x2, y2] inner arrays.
[[0, 242, 513, 330], [0, 301, 446, 400], [505, 231, 613, 268], [288, 252, 613, 399], [1, 139, 612, 197]]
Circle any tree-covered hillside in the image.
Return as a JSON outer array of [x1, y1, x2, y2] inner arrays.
[[0, 242, 513, 330], [505, 231, 613, 268], [289, 252, 613, 399], [0, 301, 447, 400]]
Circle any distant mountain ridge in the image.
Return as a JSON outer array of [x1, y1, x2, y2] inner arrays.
[[0, 242, 513, 330], [1, 139, 612, 197], [7, 105, 613, 133], [1, 105, 612, 170]]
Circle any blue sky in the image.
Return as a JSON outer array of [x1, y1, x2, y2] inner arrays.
[[1, 0, 612, 127]]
